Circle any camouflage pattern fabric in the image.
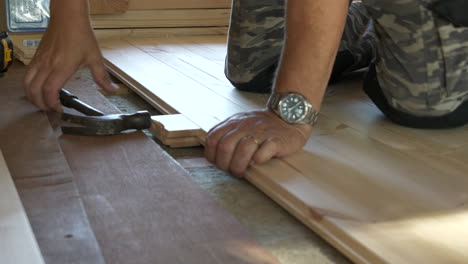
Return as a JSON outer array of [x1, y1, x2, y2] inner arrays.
[[226, 0, 468, 117], [225, 0, 285, 84], [365, 0, 468, 116], [338, 2, 376, 72]]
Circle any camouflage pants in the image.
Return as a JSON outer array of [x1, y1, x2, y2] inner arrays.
[[225, 0, 468, 126]]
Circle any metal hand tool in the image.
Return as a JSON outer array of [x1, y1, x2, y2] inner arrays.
[[59, 89, 151, 136]]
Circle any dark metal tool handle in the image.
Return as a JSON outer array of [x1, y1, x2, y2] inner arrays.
[[122, 111, 152, 131], [59, 89, 104, 116]]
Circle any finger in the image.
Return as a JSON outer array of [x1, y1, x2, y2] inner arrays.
[[204, 120, 237, 163], [214, 128, 247, 172], [89, 62, 117, 93], [252, 137, 282, 164], [42, 68, 75, 112], [23, 65, 39, 95], [229, 136, 260, 176], [27, 70, 51, 110]]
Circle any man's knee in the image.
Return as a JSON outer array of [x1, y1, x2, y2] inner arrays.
[[364, 64, 468, 128], [225, 62, 278, 93]]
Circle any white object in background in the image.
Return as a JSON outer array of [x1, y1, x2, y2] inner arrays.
[[0, 150, 45, 264]]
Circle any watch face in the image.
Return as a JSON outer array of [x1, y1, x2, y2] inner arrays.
[[279, 94, 307, 123]]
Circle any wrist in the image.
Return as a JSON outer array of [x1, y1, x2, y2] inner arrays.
[[273, 80, 325, 112], [50, 0, 90, 24]]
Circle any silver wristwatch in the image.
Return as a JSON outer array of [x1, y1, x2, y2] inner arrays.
[[267, 92, 319, 126]]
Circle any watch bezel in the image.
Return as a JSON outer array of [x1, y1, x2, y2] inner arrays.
[[278, 93, 311, 124], [267, 92, 319, 126]]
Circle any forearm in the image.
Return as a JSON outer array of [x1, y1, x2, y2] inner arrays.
[[274, 0, 348, 109], [49, 0, 90, 26]]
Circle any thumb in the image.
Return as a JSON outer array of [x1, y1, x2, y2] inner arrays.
[[89, 62, 118, 93]]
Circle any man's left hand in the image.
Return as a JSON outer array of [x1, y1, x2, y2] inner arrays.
[[205, 109, 312, 176]]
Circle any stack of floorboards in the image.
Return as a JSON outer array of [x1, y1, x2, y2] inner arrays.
[[8, 0, 231, 65], [100, 35, 468, 264]]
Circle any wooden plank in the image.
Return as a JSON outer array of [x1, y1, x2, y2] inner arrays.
[[175, 35, 230, 64], [0, 64, 105, 264], [89, 0, 129, 14], [0, 150, 45, 264], [150, 115, 204, 147], [101, 36, 468, 264], [151, 114, 204, 138], [94, 27, 228, 39], [91, 9, 230, 29], [101, 39, 245, 131], [125, 36, 267, 110], [128, 0, 231, 10], [319, 79, 468, 153], [53, 74, 279, 264]]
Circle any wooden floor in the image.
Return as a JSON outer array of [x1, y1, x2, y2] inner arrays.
[[101, 35, 468, 264], [0, 64, 279, 264]]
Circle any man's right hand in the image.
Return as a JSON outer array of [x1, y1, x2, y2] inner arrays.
[[23, 0, 116, 112]]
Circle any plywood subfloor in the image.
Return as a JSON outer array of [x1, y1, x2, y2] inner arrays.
[[101, 36, 468, 264]]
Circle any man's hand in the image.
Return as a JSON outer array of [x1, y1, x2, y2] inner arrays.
[[23, 0, 116, 112], [205, 0, 348, 175], [205, 110, 312, 176]]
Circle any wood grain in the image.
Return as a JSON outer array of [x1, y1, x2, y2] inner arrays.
[[0, 64, 105, 264], [0, 150, 45, 264], [89, 0, 129, 14], [101, 36, 468, 264], [101, 39, 245, 131], [52, 71, 279, 264], [91, 9, 230, 29], [128, 0, 231, 10]]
